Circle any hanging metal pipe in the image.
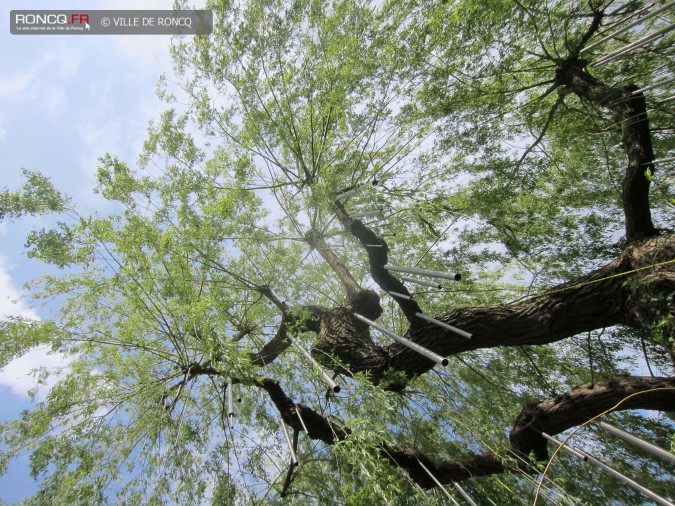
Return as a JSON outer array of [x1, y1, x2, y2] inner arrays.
[[401, 275, 443, 289], [453, 482, 479, 506], [576, 448, 674, 506], [581, 1, 675, 54], [388, 290, 414, 300], [592, 23, 675, 66], [598, 421, 675, 464], [541, 432, 588, 461], [280, 416, 299, 467], [633, 76, 675, 95], [385, 264, 461, 281], [353, 313, 449, 366], [227, 378, 235, 429], [352, 210, 383, 219], [415, 313, 472, 339], [417, 461, 460, 505], [648, 156, 675, 165], [335, 185, 363, 200], [288, 336, 341, 393], [295, 407, 309, 434]]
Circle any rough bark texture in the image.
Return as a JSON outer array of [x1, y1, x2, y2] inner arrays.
[[510, 376, 675, 461], [298, 234, 674, 383]]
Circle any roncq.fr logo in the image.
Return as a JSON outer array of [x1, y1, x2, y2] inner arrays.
[[13, 13, 90, 26]]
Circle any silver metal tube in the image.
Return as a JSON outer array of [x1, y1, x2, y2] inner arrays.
[[365, 244, 383, 248], [288, 336, 341, 393], [581, 1, 675, 54], [593, 23, 675, 66], [401, 275, 443, 289], [649, 156, 675, 165], [658, 94, 675, 105], [576, 448, 674, 506], [453, 482, 479, 506], [633, 76, 675, 95], [415, 313, 472, 339], [280, 416, 299, 466], [417, 461, 460, 505], [388, 291, 414, 300], [599, 421, 675, 464], [335, 186, 362, 200], [385, 264, 461, 281], [295, 407, 309, 434], [354, 313, 449, 366], [541, 433, 588, 461], [352, 210, 382, 219], [227, 378, 234, 429]]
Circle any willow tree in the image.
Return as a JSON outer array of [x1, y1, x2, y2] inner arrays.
[[1, 0, 674, 504]]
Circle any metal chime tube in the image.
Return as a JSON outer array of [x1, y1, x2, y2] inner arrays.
[[280, 416, 299, 467], [352, 210, 383, 219], [599, 422, 675, 464], [593, 23, 675, 66], [354, 313, 449, 366], [633, 76, 675, 95], [453, 482, 479, 506], [288, 336, 341, 393], [576, 448, 674, 506], [541, 433, 587, 461], [295, 407, 309, 434], [401, 275, 443, 289], [417, 461, 460, 505], [388, 291, 414, 300], [543, 433, 674, 506], [227, 378, 235, 429], [335, 185, 362, 200], [649, 156, 675, 165], [581, 1, 675, 54], [385, 265, 461, 281], [415, 313, 472, 339]]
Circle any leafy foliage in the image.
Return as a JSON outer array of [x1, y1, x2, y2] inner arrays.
[[1, 0, 674, 504]]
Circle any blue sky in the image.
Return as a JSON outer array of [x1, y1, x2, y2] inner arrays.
[[0, 1, 182, 501]]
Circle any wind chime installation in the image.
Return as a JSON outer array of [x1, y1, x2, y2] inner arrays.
[[542, 432, 674, 506]]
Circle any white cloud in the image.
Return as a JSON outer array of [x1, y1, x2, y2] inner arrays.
[[0, 71, 35, 100], [0, 256, 69, 399]]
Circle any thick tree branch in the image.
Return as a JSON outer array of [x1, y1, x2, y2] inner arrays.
[[555, 58, 658, 242], [510, 376, 675, 461], [305, 229, 361, 297], [321, 235, 675, 389], [333, 200, 422, 322]]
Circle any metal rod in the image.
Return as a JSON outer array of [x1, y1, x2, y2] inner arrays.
[[365, 244, 383, 248], [592, 23, 675, 66], [227, 378, 234, 429], [633, 76, 675, 95], [385, 264, 461, 282], [581, 1, 675, 54], [658, 94, 675, 104], [576, 448, 674, 506], [453, 482, 479, 506], [415, 313, 472, 339], [598, 421, 675, 464], [352, 210, 383, 219], [295, 406, 309, 434], [417, 461, 460, 505], [354, 313, 449, 366], [280, 416, 299, 467], [288, 336, 341, 393], [541, 433, 588, 461], [335, 185, 363, 200], [648, 156, 675, 165], [388, 291, 414, 300], [401, 275, 443, 289]]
